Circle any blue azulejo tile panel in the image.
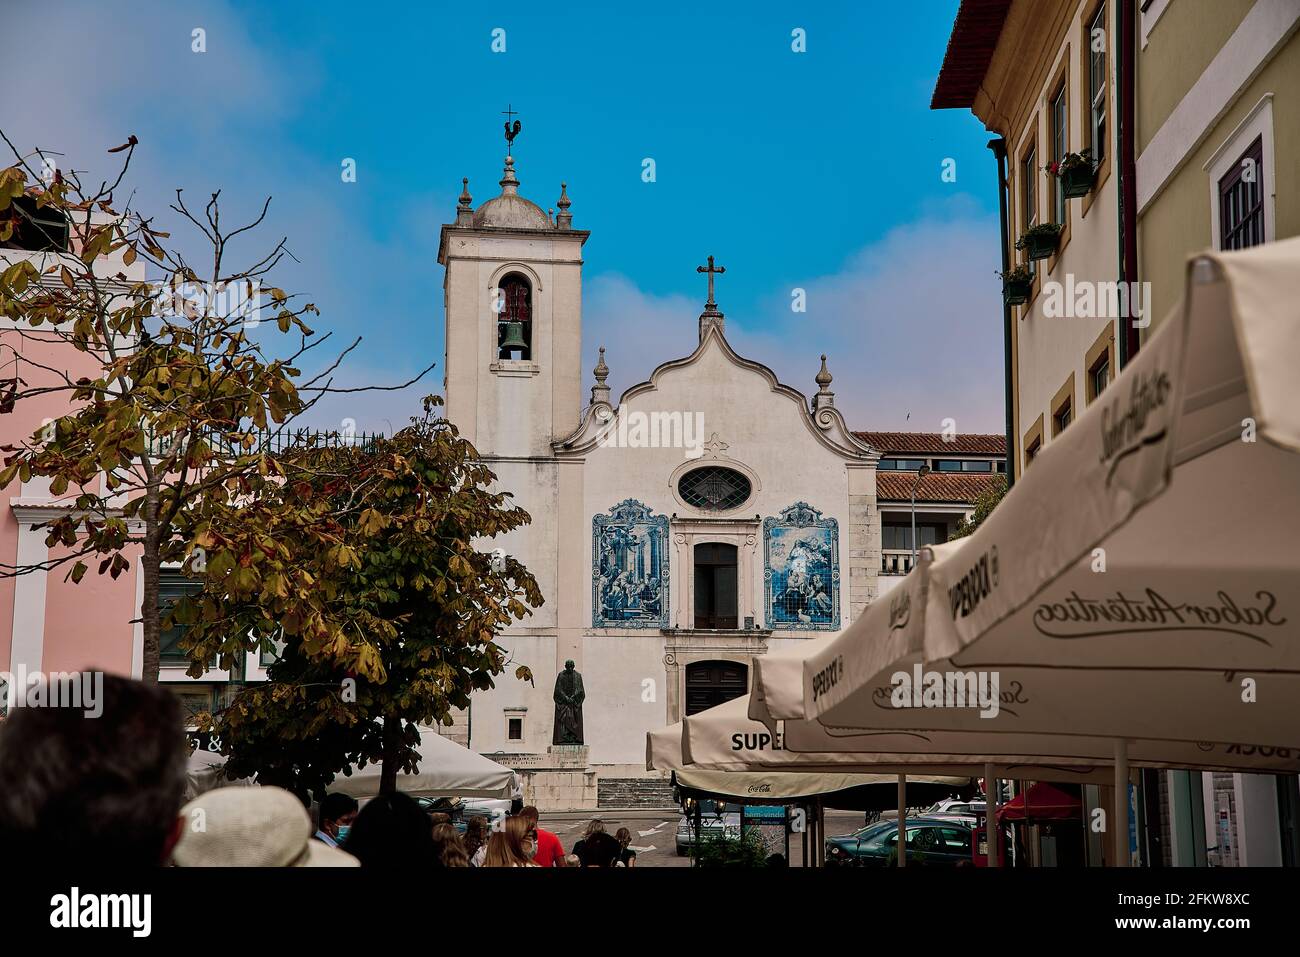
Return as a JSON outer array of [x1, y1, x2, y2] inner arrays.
[[593, 499, 669, 629], [763, 501, 839, 631]]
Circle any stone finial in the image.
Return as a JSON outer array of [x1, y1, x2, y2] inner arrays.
[[556, 182, 573, 230], [456, 177, 474, 225], [813, 354, 835, 411], [590, 346, 611, 405], [499, 156, 519, 194]]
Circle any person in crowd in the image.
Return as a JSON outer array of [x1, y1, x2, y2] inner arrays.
[[428, 811, 452, 827], [431, 822, 470, 867], [341, 791, 438, 867], [0, 673, 188, 865], [172, 786, 358, 866], [483, 814, 538, 867], [463, 815, 490, 866], [519, 805, 565, 867], [564, 853, 580, 867], [574, 819, 621, 867], [614, 827, 637, 867], [571, 817, 605, 863], [314, 792, 358, 847]]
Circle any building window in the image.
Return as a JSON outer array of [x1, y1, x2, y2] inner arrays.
[[1219, 136, 1265, 250], [1026, 438, 1042, 465], [1089, 354, 1110, 402], [1087, 3, 1108, 167], [1052, 375, 1075, 438], [159, 572, 204, 667], [882, 523, 945, 551], [1053, 400, 1072, 436], [1022, 146, 1038, 233], [1, 195, 70, 252], [961, 460, 993, 473], [495, 273, 532, 360], [693, 542, 738, 629], [684, 660, 748, 716], [678, 465, 752, 511], [1051, 83, 1069, 224], [935, 460, 962, 472], [507, 717, 523, 741], [877, 458, 927, 471]]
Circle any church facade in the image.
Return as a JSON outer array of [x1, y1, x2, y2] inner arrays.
[[437, 145, 1003, 793]]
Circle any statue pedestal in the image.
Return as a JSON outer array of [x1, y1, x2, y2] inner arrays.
[[546, 744, 589, 769], [493, 746, 596, 811]]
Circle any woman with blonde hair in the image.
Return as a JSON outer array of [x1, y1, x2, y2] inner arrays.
[[431, 823, 469, 868], [482, 815, 538, 867]]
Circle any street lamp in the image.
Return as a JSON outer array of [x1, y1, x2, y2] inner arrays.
[[909, 465, 931, 571]]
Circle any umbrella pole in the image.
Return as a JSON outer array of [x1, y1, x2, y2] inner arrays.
[[817, 796, 825, 867], [1114, 738, 1130, 868], [985, 763, 999, 867], [897, 774, 907, 868]]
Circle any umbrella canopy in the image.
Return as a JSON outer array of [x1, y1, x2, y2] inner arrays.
[[648, 719, 968, 805], [184, 747, 254, 801], [997, 782, 1082, 823], [774, 239, 1300, 749], [328, 726, 518, 800]]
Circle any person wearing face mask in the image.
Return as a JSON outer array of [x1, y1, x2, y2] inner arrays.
[[314, 793, 359, 848]]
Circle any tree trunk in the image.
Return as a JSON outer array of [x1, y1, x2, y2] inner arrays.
[[380, 710, 401, 795], [140, 483, 161, 683]]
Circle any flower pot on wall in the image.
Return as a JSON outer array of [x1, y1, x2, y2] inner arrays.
[[1003, 276, 1032, 306], [1061, 163, 1096, 198], [1018, 228, 1061, 262]]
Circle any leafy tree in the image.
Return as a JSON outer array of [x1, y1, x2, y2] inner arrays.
[[0, 133, 429, 680], [186, 397, 542, 796], [950, 474, 1008, 541]]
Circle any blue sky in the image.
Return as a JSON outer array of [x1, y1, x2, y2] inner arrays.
[[10, 0, 1003, 434]]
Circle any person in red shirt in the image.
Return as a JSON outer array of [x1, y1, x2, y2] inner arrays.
[[519, 806, 565, 867]]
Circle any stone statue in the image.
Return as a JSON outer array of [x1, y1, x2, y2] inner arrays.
[[552, 659, 585, 745]]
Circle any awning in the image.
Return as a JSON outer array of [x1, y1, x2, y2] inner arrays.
[[997, 782, 1082, 823]]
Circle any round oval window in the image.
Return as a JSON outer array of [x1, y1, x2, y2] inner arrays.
[[678, 466, 752, 511]]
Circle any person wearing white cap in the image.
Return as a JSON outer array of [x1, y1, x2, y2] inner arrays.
[[172, 786, 359, 867]]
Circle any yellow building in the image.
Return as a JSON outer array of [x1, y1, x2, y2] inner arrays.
[[933, 0, 1300, 867]]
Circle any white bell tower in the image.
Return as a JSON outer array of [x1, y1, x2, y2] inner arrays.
[[437, 134, 588, 458]]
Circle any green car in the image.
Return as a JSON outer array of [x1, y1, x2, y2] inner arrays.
[[825, 817, 974, 868]]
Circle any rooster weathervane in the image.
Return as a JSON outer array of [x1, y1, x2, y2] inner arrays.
[[502, 104, 521, 156]]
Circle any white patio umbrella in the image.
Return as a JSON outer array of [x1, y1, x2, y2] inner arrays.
[[328, 726, 518, 800], [801, 239, 1300, 744], [757, 240, 1300, 864]]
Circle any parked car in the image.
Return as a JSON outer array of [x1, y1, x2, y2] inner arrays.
[[676, 800, 742, 856], [415, 796, 513, 833], [826, 817, 974, 867]]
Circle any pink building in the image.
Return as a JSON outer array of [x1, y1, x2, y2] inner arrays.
[[1, 204, 267, 720]]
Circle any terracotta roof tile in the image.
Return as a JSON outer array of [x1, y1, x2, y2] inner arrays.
[[876, 471, 1004, 504], [854, 431, 1006, 456]]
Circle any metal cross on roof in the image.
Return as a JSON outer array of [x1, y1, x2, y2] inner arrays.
[[696, 255, 725, 308], [502, 104, 521, 155]]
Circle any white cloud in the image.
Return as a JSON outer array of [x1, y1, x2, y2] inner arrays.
[[584, 200, 1006, 435]]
